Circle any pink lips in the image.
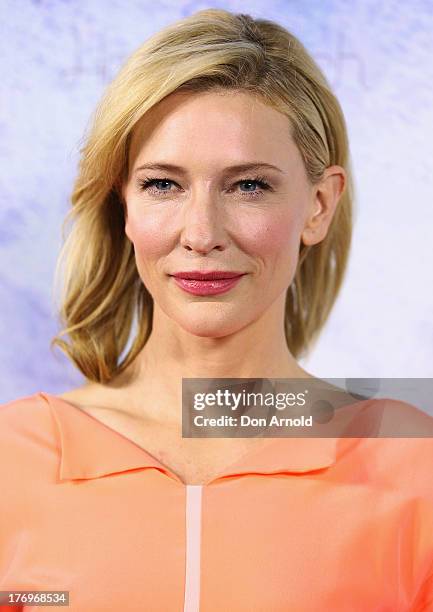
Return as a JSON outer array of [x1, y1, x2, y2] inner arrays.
[[170, 271, 246, 296]]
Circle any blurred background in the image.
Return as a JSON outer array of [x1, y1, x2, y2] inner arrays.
[[1, 0, 432, 402]]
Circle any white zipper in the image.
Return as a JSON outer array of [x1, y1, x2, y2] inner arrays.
[[183, 485, 203, 612]]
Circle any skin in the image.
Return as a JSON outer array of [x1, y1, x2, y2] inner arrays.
[[62, 89, 345, 439]]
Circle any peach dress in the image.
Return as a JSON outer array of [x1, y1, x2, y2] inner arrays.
[[1, 391, 433, 611]]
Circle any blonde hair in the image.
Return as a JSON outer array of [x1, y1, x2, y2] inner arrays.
[[50, 8, 354, 383]]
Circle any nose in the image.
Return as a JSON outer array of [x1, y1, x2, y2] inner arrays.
[[180, 188, 227, 254]]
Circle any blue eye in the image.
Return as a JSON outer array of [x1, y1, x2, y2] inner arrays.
[[137, 176, 271, 198], [236, 177, 271, 194], [138, 178, 173, 192]]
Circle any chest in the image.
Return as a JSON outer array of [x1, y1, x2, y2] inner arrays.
[[7, 472, 425, 611], [148, 437, 268, 485], [85, 406, 266, 485]]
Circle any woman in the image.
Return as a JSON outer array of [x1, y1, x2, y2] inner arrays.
[[1, 8, 433, 611]]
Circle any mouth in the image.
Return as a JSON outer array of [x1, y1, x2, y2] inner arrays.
[[169, 271, 246, 296], [171, 271, 245, 280]]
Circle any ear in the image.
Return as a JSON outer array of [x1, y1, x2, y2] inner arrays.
[[301, 165, 346, 246], [124, 216, 132, 243], [124, 212, 134, 244], [118, 182, 132, 242]]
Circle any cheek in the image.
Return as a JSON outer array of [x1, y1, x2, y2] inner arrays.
[[126, 210, 171, 257], [125, 204, 303, 263], [239, 211, 301, 259]]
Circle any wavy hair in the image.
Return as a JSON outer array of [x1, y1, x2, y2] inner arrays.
[[50, 8, 354, 383]]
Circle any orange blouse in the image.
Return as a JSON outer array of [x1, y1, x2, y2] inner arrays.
[[1, 391, 433, 611]]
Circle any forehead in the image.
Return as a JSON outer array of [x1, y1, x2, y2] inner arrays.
[[128, 90, 298, 171]]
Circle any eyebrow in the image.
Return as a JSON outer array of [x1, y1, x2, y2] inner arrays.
[[134, 162, 284, 175]]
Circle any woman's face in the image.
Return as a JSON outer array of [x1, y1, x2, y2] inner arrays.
[[122, 90, 343, 338]]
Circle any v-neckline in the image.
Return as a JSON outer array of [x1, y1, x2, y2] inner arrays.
[[42, 392, 279, 486]]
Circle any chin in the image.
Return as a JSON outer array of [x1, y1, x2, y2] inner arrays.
[[175, 312, 246, 339], [180, 321, 239, 338]]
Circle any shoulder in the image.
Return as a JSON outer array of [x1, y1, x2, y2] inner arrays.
[[0, 394, 61, 515], [56, 383, 122, 414], [379, 397, 433, 435], [350, 397, 433, 502], [0, 392, 58, 458], [0, 394, 63, 556], [56, 382, 99, 404], [0, 392, 46, 425]]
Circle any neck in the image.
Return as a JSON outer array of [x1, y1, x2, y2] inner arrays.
[[103, 296, 314, 425]]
